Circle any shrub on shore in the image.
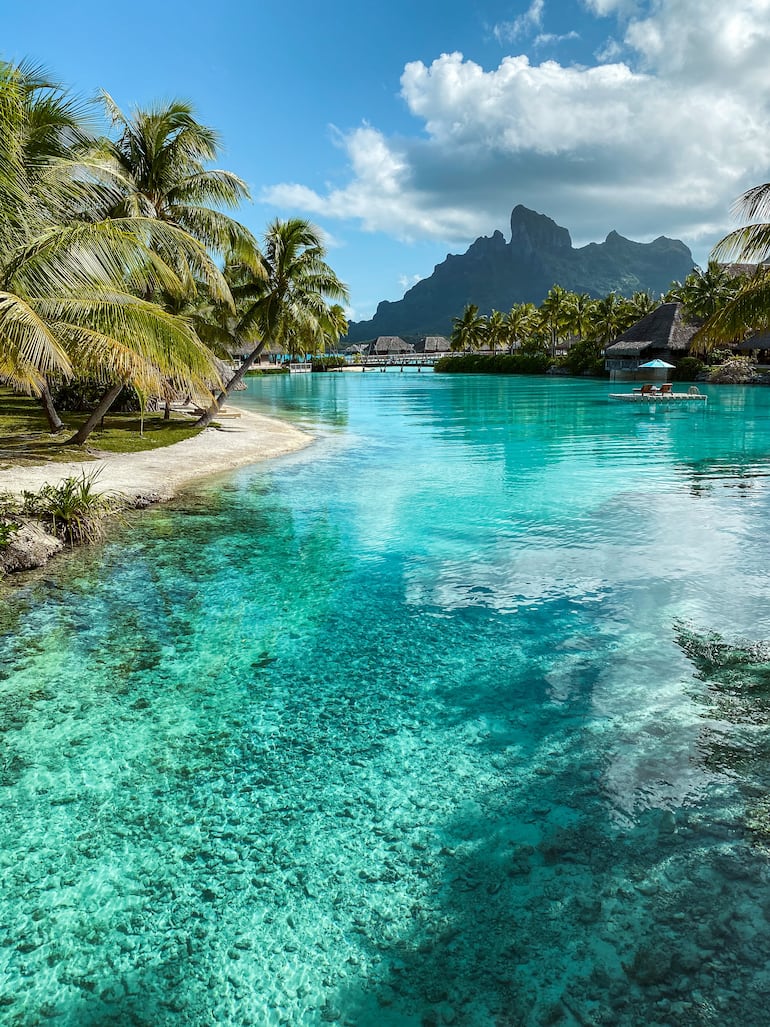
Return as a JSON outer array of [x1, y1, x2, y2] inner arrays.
[[311, 356, 346, 371], [559, 338, 607, 376], [0, 493, 20, 550], [434, 352, 553, 374], [673, 356, 705, 381], [20, 471, 116, 546], [50, 378, 144, 413], [0, 519, 20, 549]]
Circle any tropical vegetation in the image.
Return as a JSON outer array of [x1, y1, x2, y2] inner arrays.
[[447, 286, 659, 374], [0, 59, 348, 445], [194, 218, 348, 428], [444, 245, 770, 374], [20, 470, 114, 545], [690, 185, 770, 352]]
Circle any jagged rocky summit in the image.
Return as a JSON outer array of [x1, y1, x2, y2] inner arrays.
[[344, 206, 695, 342]]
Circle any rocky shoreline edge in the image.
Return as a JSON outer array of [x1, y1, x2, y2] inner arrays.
[[0, 492, 159, 577]]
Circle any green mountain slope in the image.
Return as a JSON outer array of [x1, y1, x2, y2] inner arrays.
[[344, 206, 695, 342]]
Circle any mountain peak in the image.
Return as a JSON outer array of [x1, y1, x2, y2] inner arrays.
[[510, 205, 571, 254], [343, 206, 695, 342]]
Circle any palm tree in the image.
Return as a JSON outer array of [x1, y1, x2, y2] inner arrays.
[[689, 182, 770, 349], [592, 292, 626, 346], [503, 303, 536, 352], [0, 61, 222, 443], [59, 94, 264, 434], [450, 304, 487, 352], [671, 262, 737, 321], [485, 309, 506, 353], [539, 285, 571, 357], [563, 292, 596, 342], [626, 291, 657, 323], [95, 94, 259, 269], [320, 303, 349, 355], [691, 267, 770, 353], [194, 218, 348, 428]]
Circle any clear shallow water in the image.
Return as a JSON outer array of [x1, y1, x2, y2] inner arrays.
[[3, 374, 770, 1025]]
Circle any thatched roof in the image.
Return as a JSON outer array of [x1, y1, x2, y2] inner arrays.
[[736, 331, 770, 352], [719, 262, 769, 280], [228, 340, 283, 357], [422, 336, 451, 353], [605, 302, 701, 358], [371, 336, 414, 354]]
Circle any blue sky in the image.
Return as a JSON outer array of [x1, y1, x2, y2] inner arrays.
[[4, 0, 770, 321]]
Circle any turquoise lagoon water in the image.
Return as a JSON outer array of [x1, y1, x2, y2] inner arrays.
[[3, 374, 770, 1025]]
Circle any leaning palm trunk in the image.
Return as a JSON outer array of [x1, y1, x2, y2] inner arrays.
[[194, 340, 266, 428], [39, 380, 65, 433], [66, 382, 123, 445]]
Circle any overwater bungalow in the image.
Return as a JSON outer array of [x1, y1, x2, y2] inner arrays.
[[420, 335, 451, 354], [369, 336, 414, 355]]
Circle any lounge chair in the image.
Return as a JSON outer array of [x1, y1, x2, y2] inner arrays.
[[659, 383, 673, 394], [640, 384, 654, 395]]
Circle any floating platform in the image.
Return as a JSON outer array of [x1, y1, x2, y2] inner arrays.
[[609, 391, 707, 403]]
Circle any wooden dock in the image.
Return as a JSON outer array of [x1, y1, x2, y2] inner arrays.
[[330, 355, 446, 371], [609, 391, 707, 403]]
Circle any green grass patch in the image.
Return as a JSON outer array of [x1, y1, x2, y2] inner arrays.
[[0, 389, 203, 468]]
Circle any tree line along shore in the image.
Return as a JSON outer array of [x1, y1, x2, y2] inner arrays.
[[441, 253, 770, 378]]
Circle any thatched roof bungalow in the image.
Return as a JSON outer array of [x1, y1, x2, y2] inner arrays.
[[370, 336, 414, 355], [604, 302, 701, 377], [421, 336, 451, 354], [736, 331, 770, 354]]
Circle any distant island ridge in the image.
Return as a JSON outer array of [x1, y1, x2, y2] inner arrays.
[[343, 205, 696, 342]]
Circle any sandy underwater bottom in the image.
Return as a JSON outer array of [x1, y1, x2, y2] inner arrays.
[[3, 374, 770, 1025]]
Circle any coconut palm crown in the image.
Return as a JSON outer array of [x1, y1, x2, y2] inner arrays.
[[96, 94, 260, 270], [693, 184, 770, 350], [0, 61, 222, 411]]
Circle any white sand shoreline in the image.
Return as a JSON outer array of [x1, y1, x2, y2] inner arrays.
[[0, 406, 312, 504]]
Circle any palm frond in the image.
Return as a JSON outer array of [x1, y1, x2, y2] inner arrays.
[[0, 290, 72, 391], [712, 225, 770, 264], [42, 292, 220, 391], [167, 168, 250, 207], [172, 205, 261, 268], [731, 183, 770, 224], [692, 270, 770, 352]]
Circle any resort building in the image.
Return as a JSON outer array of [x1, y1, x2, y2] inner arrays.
[[369, 336, 414, 355], [604, 302, 701, 380], [420, 336, 451, 354]]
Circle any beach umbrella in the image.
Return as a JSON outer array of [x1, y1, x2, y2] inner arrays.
[[638, 358, 675, 368]]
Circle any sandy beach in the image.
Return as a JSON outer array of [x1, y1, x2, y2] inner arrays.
[[0, 407, 312, 504]]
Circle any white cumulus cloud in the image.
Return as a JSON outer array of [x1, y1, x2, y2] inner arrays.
[[494, 0, 545, 43], [261, 0, 770, 265], [533, 31, 580, 46]]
